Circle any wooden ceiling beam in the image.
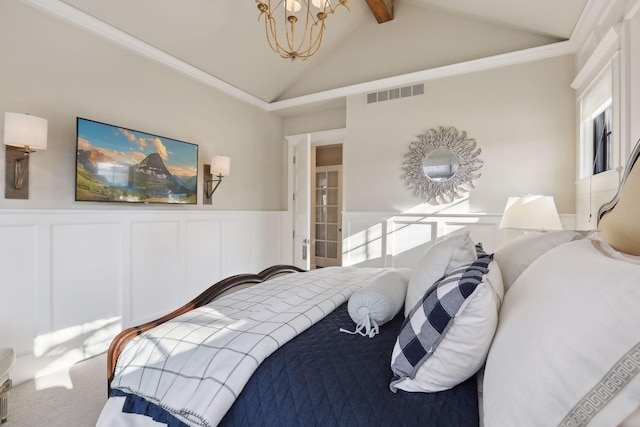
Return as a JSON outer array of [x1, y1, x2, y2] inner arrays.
[[365, 0, 394, 24]]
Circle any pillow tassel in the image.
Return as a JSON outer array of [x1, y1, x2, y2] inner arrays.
[[340, 314, 380, 338]]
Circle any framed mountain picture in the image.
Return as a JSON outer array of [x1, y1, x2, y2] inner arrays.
[[75, 117, 198, 204]]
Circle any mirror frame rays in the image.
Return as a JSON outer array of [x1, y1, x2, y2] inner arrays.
[[402, 127, 483, 204]]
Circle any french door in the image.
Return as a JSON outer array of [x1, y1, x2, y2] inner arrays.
[[313, 165, 342, 267]]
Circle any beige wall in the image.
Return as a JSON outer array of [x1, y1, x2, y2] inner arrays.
[[344, 55, 576, 215], [280, 3, 559, 99], [629, 9, 640, 151], [0, 0, 284, 211], [282, 107, 347, 137]]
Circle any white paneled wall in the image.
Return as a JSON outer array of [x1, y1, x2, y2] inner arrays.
[[0, 210, 287, 385], [343, 212, 576, 268], [343, 212, 501, 268], [1, 208, 575, 384]]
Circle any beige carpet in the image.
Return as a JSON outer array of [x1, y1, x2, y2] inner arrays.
[[5, 353, 108, 427]]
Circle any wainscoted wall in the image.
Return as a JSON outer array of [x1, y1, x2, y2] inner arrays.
[[0, 210, 287, 385], [1, 208, 576, 384], [343, 211, 576, 268]]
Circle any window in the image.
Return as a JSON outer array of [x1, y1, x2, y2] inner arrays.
[[592, 105, 612, 175]]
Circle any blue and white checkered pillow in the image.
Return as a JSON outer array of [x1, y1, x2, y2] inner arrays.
[[390, 255, 493, 391]]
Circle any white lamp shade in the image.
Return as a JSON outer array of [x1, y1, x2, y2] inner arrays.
[[4, 112, 48, 150], [285, 0, 302, 12], [499, 195, 563, 231], [211, 155, 230, 177], [312, 0, 330, 8]]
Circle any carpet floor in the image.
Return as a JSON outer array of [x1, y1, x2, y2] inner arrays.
[[5, 353, 107, 427]]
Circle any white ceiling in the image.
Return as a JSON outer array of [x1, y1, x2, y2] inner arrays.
[[48, 0, 587, 105]]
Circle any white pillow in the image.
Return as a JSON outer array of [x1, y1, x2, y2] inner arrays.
[[484, 237, 640, 427], [494, 230, 586, 291], [390, 255, 503, 392], [404, 232, 477, 317], [342, 268, 412, 338]]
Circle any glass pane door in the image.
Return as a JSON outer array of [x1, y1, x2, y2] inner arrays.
[[314, 166, 341, 267]]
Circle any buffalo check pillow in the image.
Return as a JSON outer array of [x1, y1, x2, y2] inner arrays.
[[404, 232, 478, 317], [390, 254, 503, 392]]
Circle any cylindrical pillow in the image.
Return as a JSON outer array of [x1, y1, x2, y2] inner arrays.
[[341, 269, 411, 338]]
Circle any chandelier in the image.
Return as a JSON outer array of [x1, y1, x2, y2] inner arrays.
[[256, 0, 349, 60]]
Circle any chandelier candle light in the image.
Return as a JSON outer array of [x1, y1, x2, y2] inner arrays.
[[256, 0, 349, 60]]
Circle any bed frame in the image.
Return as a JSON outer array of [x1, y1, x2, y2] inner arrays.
[[106, 264, 304, 395]]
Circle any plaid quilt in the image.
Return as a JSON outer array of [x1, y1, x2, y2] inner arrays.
[[111, 267, 392, 427]]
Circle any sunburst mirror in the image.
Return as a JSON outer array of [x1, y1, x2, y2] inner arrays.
[[402, 127, 483, 204]]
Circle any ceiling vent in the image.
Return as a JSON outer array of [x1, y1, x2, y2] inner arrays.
[[367, 84, 424, 104]]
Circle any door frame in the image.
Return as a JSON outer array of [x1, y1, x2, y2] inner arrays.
[[285, 128, 346, 268]]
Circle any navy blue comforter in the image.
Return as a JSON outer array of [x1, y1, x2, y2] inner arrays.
[[116, 302, 479, 427]]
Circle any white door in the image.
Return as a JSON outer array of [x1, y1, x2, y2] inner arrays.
[[293, 137, 311, 270]]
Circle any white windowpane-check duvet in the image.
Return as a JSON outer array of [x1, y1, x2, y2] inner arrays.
[[111, 267, 395, 427]]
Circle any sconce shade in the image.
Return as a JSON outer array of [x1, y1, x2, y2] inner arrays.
[[4, 112, 48, 150], [499, 195, 563, 231], [211, 155, 230, 177]]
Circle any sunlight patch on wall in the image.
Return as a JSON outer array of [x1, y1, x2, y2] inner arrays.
[[342, 205, 491, 268], [33, 316, 121, 390], [343, 223, 383, 265], [387, 219, 435, 258]]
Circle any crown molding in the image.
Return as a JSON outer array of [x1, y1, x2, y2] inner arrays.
[[570, 0, 611, 48], [24, 0, 576, 114], [571, 25, 622, 92]]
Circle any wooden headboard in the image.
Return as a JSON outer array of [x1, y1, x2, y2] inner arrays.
[[597, 138, 640, 256]]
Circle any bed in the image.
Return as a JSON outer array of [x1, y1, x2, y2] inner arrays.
[[97, 140, 640, 427]]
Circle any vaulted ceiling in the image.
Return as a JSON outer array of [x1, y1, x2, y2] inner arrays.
[[30, 0, 587, 107]]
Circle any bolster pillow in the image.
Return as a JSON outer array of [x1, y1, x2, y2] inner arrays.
[[341, 269, 412, 338]]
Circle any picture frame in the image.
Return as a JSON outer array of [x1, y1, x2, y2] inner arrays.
[[75, 117, 198, 204]]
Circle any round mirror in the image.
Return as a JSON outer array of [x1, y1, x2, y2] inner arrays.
[[422, 149, 459, 182], [402, 127, 483, 204]]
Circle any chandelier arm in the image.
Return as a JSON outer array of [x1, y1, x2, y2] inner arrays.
[[293, 2, 315, 53], [304, 20, 326, 57], [256, 0, 350, 60], [264, 14, 286, 57]]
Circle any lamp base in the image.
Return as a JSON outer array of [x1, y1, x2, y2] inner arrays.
[[4, 146, 29, 199], [203, 164, 213, 205]]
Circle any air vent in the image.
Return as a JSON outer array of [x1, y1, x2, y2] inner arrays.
[[366, 84, 424, 104]]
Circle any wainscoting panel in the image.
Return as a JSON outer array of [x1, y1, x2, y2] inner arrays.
[[51, 222, 121, 331], [343, 212, 503, 268], [222, 216, 261, 278], [130, 220, 183, 325], [185, 219, 223, 301], [343, 212, 575, 268], [0, 209, 287, 385], [386, 218, 437, 268], [0, 225, 37, 356], [342, 212, 389, 268]]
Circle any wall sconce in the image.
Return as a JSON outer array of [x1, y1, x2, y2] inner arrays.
[[203, 155, 230, 205], [3, 112, 48, 199], [499, 195, 563, 232]]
